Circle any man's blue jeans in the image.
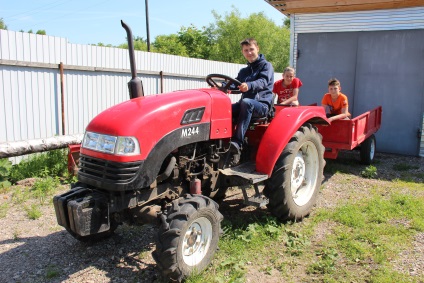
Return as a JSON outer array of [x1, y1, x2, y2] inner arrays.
[[232, 98, 269, 146]]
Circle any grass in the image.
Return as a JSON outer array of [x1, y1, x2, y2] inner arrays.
[[25, 204, 42, 220], [0, 202, 8, 218], [32, 177, 60, 204], [183, 154, 424, 282], [45, 265, 60, 279], [8, 178, 61, 219], [1, 150, 66, 219]]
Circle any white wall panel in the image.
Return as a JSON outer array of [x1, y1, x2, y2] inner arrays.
[[294, 7, 424, 34]]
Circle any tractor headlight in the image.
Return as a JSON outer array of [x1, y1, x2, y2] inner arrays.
[[82, 132, 140, 155]]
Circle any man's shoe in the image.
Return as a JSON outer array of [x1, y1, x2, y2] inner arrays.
[[229, 141, 241, 166]]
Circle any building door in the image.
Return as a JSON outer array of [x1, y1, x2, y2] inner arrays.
[[296, 30, 424, 156]]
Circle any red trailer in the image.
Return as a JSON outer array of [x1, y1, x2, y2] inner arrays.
[[315, 106, 382, 164]]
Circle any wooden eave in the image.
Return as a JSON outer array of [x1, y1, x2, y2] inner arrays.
[[265, 0, 424, 15]]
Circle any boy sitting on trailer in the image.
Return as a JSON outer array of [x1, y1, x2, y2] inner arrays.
[[321, 78, 351, 122]]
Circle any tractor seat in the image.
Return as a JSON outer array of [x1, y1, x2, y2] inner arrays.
[[249, 95, 276, 126], [250, 107, 275, 125]]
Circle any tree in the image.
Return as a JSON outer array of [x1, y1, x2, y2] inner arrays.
[[95, 42, 113, 47], [36, 30, 46, 35], [114, 8, 290, 72], [284, 17, 291, 29], [117, 36, 148, 51], [177, 25, 212, 59], [0, 18, 7, 30], [152, 25, 212, 59], [209, 8, 290, 72], [153, 34, 187, 56]]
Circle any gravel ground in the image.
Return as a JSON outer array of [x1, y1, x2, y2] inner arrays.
[[1, 151, 423, 282]]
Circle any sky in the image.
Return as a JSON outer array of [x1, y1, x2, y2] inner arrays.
[[1, 0, 286, 46]]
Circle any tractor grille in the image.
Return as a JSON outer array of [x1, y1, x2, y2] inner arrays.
[[79, 154, 142, 183]]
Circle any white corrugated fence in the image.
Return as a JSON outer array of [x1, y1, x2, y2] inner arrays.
[[1, 29, 282, 151]]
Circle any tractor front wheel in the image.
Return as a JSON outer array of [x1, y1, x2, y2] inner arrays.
[[153, 194, 223, 282], [264, 123, 325, 221]]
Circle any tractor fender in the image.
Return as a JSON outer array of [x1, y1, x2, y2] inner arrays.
[[256, 106, 328, 176]]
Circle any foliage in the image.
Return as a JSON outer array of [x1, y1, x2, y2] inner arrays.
[[32, 177, 60, 204], [12, 186, 32, 204], [0, 17, 7, 30], [284, 17, 290, 29], [284, 227, 310, 256], [45, 265, 60, 279], [361, 165, 378, 179], [9, 149, 68, 183], [177, 25, 214, 59], [118, 36, 149, 51], [9, 176, 60, 205], [0, 158, 12, 189], [0, 203, 8, 218], [307, 248, 338, 274], [152, 24, 215, 59], [95, 42, 114, 47], [25, 204, 42, 220], [36, 30, 46, 35], [152, 34, 187, 56], [117, 8, 290, 72], [208, 8, 290, 72]]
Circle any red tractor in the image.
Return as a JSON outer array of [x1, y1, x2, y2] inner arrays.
[[53, 21, 327, 282]]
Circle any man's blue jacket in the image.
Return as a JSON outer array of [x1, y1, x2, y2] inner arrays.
[[235, 54, 274, 108]]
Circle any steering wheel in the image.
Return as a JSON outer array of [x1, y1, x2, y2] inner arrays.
[[206, 74, 242, 94]]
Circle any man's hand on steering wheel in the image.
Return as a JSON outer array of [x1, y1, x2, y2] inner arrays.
[[206, 74, 242, 94]]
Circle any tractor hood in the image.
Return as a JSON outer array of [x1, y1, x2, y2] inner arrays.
[[81, 88, 232, 162]]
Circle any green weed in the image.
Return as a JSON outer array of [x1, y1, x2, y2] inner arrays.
[[32, 176, 60, 204], [0, 158, 12, 189], [284, 228, 310, 256], [45, 265, 60, 279], [0, 202, 9, 218], [25, 204, 42, 220], [361, 165, 377, 179], [12, 186, 32, 204], [307, 248, 338, 274], [9, 149, 68, 183], [13, 230, 20, 240]]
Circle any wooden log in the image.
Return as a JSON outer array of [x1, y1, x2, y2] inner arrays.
[[0, 134, 84, 159]]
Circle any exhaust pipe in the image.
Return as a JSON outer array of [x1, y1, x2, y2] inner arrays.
[[121, 20, 144, 99]]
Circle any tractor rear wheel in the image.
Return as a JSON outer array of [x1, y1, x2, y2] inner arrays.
[[264, 123, 325, 221], [153, 194, 223, 282]]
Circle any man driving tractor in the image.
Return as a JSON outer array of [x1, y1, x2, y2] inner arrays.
[[221, 38, 274, 165]]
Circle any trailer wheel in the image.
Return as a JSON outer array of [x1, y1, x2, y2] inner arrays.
[[264, 123, 325, 221], [153, 194, 223, 282], [360, 134, 376, 165]]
